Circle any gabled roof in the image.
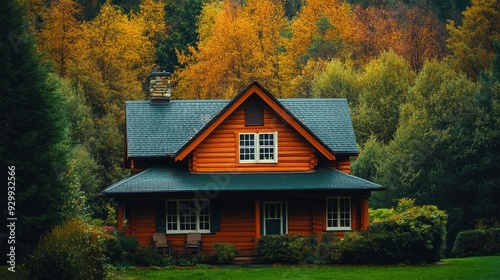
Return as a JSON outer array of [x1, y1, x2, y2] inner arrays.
[[102, 166, 384, 195], [126, 82, 358, 159]]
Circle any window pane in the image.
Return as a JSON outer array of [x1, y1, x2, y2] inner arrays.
[[166, 201, 177, 231], [240, 134, 256, 161], [259, 133, 275, 161], [179, 201, 196, 231], [198, 200, 210, 231]]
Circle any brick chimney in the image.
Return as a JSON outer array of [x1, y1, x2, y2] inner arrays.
[[149, 71, 171, 104]]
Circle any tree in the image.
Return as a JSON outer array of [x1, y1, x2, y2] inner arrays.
[[447, 0, 500, 80], [311, 58, 360, 104], [176, 0, 292, 99], [395, 4, 446, 72], [0, 0, 71, 258], [353, 51, 416, 144], [287, 0, 363, 66], [37, 0, 82, 76], [68, 0, 160, 187], [157, 0, 203, 72], [372, 60, 480, 249], [354, 6, 402, 64]]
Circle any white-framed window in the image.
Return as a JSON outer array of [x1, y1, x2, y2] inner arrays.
[[326, 197, 351, 231], [263, 201, 288, 235], [239, 132, 278, 163], [166, 199, 210, 233]]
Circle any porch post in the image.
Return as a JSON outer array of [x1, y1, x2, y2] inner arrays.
[[117, 201, 124, 230], [255, 198, 261, 239], [362, 196, 369, 231]]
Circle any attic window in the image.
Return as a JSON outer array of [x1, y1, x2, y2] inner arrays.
[[239, 132, 278, 163], [244, 104, 263, 126]]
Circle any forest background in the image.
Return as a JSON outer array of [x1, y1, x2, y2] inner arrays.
[[1, 0, 499, 260]]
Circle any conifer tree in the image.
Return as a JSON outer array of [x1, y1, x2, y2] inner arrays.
[[0, 0, 70, 258]]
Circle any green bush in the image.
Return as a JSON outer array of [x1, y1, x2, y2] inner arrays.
[[339, 199, 447, 264], [105, 229, 139, 266], [257, 235, 317, 264], [134, 246, 171, 267], [211, 242, 239, 264], [257, 200, 446, 265], [452, 228, 500, 257], [22, 219, 110, 280], [491, 228, 500, 254], [317, 232, 341, 263]]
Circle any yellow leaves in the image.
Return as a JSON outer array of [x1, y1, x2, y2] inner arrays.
[[287, 0, 361, 64], [447, 0, 500, 79], [37, 0, 82, 76], [65, 0, 162, 119], [176, 0, 291, 99]]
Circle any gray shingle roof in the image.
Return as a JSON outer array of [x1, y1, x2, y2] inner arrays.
[[102, 166, 384, 195], [126, 98, 358, 158], [126, 100, 228, 157]]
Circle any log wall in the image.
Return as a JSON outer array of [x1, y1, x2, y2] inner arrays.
[[192, 99, 318, 173]]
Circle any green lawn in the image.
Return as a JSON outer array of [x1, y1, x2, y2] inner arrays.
[[111, 256, 500, 280]]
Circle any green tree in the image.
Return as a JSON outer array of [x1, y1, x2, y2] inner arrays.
[[157, 0, 203, 72], [372, 61, 480, 249], [311, 58, 360, 104], [353, 51, 416, 144], [0, 0, 71, 258]]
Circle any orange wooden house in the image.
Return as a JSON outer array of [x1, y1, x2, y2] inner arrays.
[[102, 74, 384, 255]]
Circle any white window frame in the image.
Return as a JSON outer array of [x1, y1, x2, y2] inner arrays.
[[239, 132, 278, 163], [166, 199, 210, 234], [262, 201, 288, 235], [326, 197, 352, 231]]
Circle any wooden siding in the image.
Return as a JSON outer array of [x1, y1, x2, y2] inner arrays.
[[121, 193, 368, 254], [192, 99, 318, 173]]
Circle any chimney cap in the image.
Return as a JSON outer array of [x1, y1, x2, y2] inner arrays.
[[149, 71, 171, 77]]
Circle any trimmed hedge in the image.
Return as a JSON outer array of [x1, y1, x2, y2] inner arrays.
[[452, 228, 500, 257]]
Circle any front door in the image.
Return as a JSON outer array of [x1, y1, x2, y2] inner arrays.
[[263, 201, 286, 235]]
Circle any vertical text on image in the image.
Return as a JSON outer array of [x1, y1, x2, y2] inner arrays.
[[7, 166, 16, 273]]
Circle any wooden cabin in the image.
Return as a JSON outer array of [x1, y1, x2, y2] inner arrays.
[[102, 76, 384, 255]]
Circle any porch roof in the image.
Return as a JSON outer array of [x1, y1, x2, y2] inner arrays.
[[101, 166, 384, 195]]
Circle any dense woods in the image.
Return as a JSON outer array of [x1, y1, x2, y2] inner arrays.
[[1, 0, 499, 259]]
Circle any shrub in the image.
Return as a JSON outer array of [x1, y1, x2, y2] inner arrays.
[[452, 228, 500, 257], [317, 232, 341, 263], [491, 228, 500, 255], [105, 230, 139, 266], [339, 199, 447, 264], [257, 235, 317, 264], [134, 246, 171, 267], [22, 218, 110, 280], [212, 242, 239, 264]]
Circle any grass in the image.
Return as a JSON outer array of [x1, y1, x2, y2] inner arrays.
[[111, 256, 500, 280]]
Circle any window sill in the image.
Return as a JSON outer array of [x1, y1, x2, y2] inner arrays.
[[166, 230, 211, 234], [326, 228, 352, 231]]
